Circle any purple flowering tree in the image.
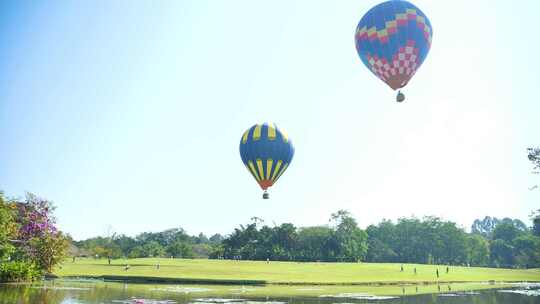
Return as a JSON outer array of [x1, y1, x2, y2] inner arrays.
[[14, 193, 67, 273]]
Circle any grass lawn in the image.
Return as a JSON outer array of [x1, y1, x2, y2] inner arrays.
[[54, 258, 540, 285]]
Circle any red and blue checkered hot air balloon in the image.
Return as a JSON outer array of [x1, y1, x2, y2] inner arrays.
[[355, 0, 432, 102], [240, 123, 294, 199]]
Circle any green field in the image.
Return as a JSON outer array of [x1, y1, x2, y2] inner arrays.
[[55, 258, 540, 285]]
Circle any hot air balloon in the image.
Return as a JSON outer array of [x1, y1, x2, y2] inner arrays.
[[354, 0, 432, 102], [239, 123, 294, 199]]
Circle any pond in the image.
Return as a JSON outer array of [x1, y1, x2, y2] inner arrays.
[[0, 281, 538, 304]]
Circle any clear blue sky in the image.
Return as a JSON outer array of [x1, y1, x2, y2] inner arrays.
[[1, 1, 539, 240]]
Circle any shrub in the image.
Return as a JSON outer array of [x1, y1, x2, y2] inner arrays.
[[0, 261, 42, 282]]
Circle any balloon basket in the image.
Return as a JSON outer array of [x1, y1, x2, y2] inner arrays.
[[262, 191, 269, 199], [396, 91, 405, 102]]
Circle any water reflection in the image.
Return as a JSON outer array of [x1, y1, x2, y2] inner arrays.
[[112, 300, 177, 304], [0, 281, 538, 304]]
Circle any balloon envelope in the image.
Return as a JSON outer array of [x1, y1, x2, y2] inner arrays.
[[355, 0, 432, 90], [239, 123, 294, 191]]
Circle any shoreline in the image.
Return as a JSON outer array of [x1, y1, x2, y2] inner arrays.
[[52, 275, 539, 286]]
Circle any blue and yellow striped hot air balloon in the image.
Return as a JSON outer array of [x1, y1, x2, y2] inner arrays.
[[239, 123, 294, 199], [355, 0, 432, 102]]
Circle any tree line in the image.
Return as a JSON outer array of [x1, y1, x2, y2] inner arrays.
[[211, 211, 540, 268], [70, 209, 540, 269], [366, 215, 539, 268], [72, 228, 224, 260]]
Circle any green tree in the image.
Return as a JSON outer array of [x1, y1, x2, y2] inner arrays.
[[471, 216, 499, 238], [0, 192, 17, 261], [208, 244, 224, 259], [330, 210, 368, 262], [530, 210, 540, 237], [166, 241, 194, 258], [105, 243, 123, 259], [102, 227, 122, 259], [365, 217, 468, 265], [270, 223, 297, 260], [465, 234, 490, 266], [128, 246, 143, 258], [141, 241, 165, 257], [114, 234, 138, 257], [513, 235, 540, 268], [365, 220, 398, 262], [194, 233, 209, 244], [221, 221, 262, 260], [421, 216, 445, 264], [365, 238, 397, 262], [393, 217, 427, 263], [136, 228, 190, 248], [209, 234, 224, 245], [192, 243, 211, 258], [490, 239, 514, 267], [437, 220, 467, 264], [296, 226, 334, 261], [528, 146, 539, 190], [492, 222, 523, 243], [527, 147, 540, 172], [254, 225, 274, 260], [29, 232, 68, 273]]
